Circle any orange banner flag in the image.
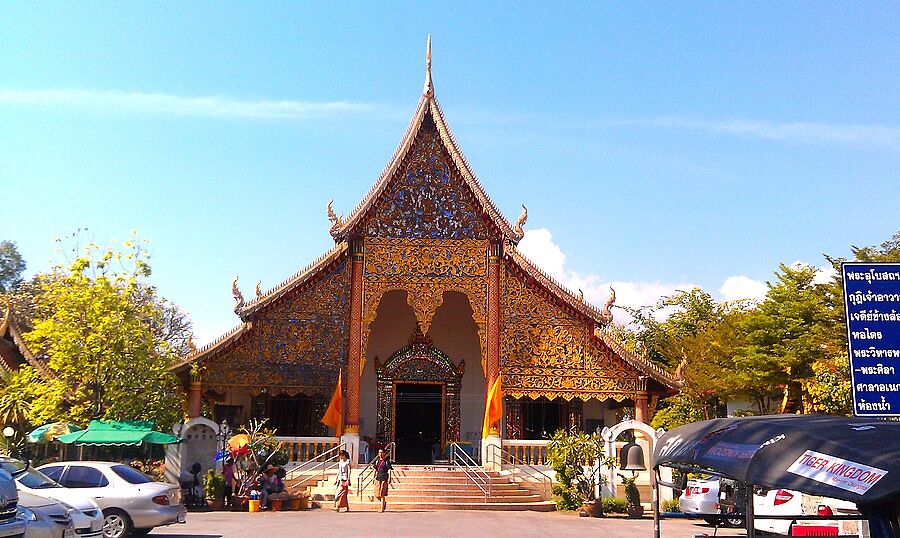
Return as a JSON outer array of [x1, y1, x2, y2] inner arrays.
[[321, 370, 343, 436], [482, 375, 503, 438]]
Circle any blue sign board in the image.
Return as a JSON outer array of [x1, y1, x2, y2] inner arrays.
[[843, 262, 900, 417]]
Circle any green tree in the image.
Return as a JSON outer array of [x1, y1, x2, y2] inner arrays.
[[632, 289, 750, 426], [0, 241, 26, 293], [22, 235, 184, 429], [737, 263, 834, 413], [0, 365, 69, 429]]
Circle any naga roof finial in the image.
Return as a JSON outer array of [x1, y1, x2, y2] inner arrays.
[[423, 34, 434, 98], [578, 288, 585, 301], [513, 204, 528, 241], [326, 199, 344, 239], [674, 353, 688, 384], [599, 286, 616, 325], [255, 280, 263, 299], [232, 276, 245, 313]]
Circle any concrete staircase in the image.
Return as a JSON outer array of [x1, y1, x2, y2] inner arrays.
[[291, 465, 555, 511]]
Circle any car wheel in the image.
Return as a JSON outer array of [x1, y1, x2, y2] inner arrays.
[[723, 516, 744, 528], [103, 509, 133, 538]]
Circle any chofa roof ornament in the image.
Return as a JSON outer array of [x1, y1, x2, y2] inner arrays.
[[327, 199, 344, 240], [231, 276, 245, 313], [599, 286, 616, 325], [513, 204, 528, 241]]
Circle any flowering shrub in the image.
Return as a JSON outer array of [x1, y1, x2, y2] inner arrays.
[[129, 459, 166, 483]]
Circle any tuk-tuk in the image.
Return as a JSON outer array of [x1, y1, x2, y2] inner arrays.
[[651, 414, 900, 537]]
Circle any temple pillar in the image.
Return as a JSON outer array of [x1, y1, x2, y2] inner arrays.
[[346, 241, 364, 435], [187, 376, 202, 419], [634, 395, 650, 425], [485, 242, 502, 436]]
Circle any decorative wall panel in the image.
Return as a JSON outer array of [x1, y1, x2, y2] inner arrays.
[[502, 267, 645, 401], [362, 237, 488, 371], [203, 259, 350, 395]]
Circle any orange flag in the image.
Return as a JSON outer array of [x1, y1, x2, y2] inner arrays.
[[482, 376, 503, 438], [321, 371, 343, 436]]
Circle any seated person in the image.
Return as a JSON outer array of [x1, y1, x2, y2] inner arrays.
[[266, 466, 285, 495]]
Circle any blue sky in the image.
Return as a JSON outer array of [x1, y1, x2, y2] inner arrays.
[[2, 3, 898, 342]]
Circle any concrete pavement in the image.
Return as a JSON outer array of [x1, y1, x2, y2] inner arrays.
[[148, 510, 747, 538]]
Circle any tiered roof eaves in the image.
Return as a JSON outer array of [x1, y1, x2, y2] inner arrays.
[[169, 322, 251, 373], [239, 242, 348, 316]]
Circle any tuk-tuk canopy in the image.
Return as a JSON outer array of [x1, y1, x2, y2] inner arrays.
[[653, 414, 900, 505]]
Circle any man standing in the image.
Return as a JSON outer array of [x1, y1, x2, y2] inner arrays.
[[372, 448, 393, 512]]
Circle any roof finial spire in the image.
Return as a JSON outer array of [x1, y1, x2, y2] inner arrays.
[[423, 34, 434, 98]]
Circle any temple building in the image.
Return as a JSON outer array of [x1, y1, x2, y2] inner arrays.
[[172, 40, 677, 465]]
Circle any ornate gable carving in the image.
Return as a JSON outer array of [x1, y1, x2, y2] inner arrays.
[[501, 267, 645, 401], [363, 116, 493, 241], [202, 259, 351, 394]]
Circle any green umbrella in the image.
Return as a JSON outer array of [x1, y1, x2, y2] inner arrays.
[[56, 420, 181, 446], [27, 422, 83, 443]]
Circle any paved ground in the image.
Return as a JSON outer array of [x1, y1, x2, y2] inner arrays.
[[148, 510, 747, 538]]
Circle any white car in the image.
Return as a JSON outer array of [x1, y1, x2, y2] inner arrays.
[[678, 477, 743, 527], [0, 458, 103, 538], [15, 491, 74, 538], [38, 462, 186, 538], [755, 487, 859, 536]]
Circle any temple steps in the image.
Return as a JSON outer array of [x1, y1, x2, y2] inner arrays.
[[292, 465, 554, 512]]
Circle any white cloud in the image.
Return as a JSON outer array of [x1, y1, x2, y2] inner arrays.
[[517, 228, 567, 280], [0, 89, 382, 120], [790, 260, 839, 285], [612, 116, 900, 151], [719, 275, 768, 302], [812, 264, 838, 285], [519, 228, 698, 325]]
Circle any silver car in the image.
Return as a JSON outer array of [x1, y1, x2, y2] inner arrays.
[[0, 458, 103, 538], [15, 491, 74, 538], [678, 477, 743, 527], [37, 462, 185, 538], [0, 468, 26, 538]]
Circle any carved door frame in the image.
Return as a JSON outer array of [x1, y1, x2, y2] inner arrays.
[[375, 329, 464, 445]]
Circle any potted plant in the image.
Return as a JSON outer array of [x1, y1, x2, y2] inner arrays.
[[203, 469, 225, 510], [547, 429, 612, 517], [618, 473, 644, 518]]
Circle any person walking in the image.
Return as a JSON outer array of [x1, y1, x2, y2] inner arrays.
[[334, 450, 352, 512], [222, 456, 235, 509], [372, 448, 393, 513]]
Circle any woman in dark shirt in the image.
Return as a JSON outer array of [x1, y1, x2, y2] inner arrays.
[[372, 448, 393, 512]]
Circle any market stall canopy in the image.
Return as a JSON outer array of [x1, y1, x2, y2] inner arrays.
[[27, 422, 82, 443], [653, 414, 900, 505], [56, 420, 182, 446]]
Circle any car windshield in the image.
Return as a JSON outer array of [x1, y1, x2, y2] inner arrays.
[[110, 465, 152, 484], [16, 468, 60, 490], [0, 457, 28, 477]]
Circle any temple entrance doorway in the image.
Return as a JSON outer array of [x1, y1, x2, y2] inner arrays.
[[394, 383, 443, 464], [375, 326, 465, 461]]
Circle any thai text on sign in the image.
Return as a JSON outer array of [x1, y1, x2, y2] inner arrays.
[[787, 449, 887, 495], [843, 262, 900, 417]]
